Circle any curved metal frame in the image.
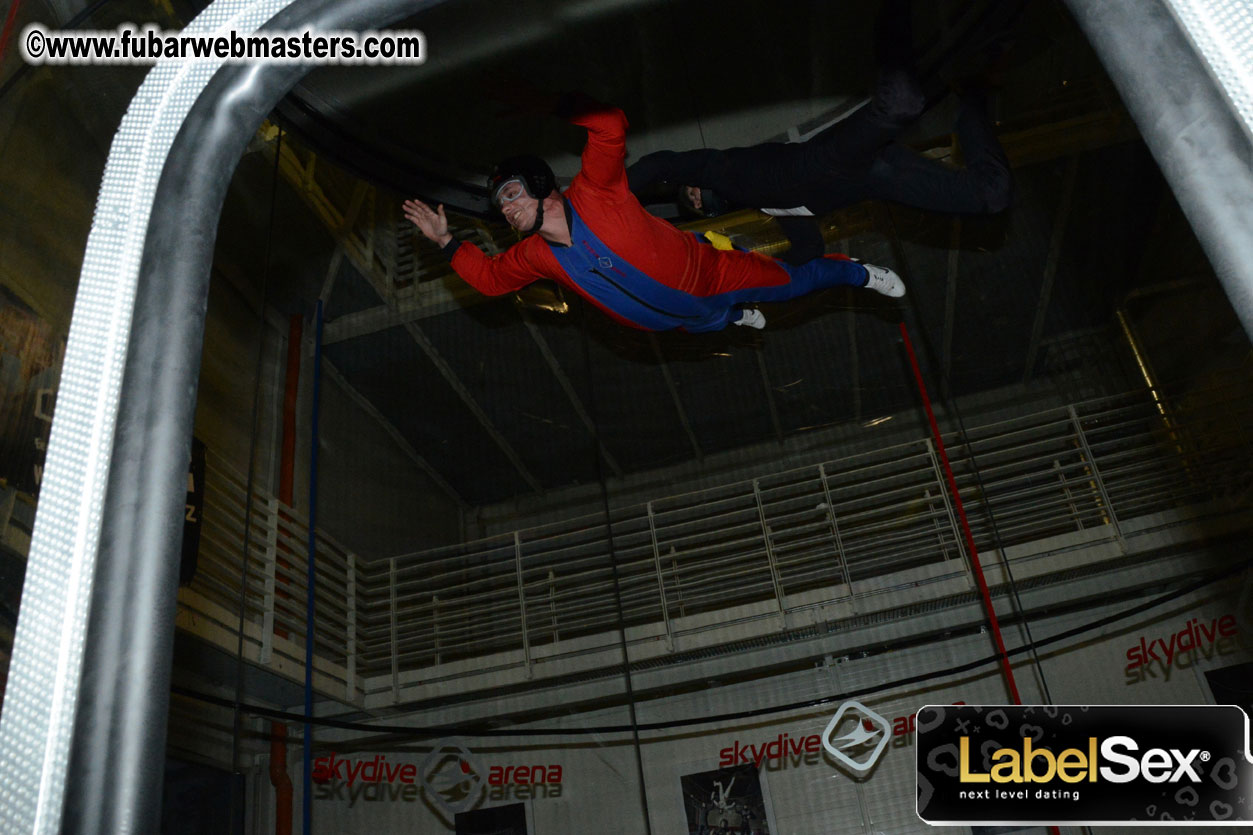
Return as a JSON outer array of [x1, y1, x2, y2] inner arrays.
[[1065, 0, 1253, 339], [0, 0, 444, 832]]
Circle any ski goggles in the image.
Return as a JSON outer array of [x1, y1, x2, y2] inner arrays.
[[491, 177, 530, 207]]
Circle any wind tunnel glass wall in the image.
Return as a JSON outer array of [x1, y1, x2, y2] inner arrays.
[[138, 0, 1253, 834]]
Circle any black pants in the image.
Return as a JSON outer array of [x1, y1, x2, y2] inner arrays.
[[628, 67, 931, 209], [627, 0, 1011, 261], [628, 74, 1009, 214]]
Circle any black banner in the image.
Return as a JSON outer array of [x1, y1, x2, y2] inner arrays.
[[917, 705, 1253, 825], [455, 802, 527, 835]]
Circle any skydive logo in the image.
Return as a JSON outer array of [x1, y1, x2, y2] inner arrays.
[[311, 753, 422, 806], [312, 752, 417, 785], [420, 739, 485, 818], [718, 731, 823, 768], [1124, 614, 1239, 683], [487, 763, 564, 802], [312, 740, 486, 813], [917, 705, 1253, 825], [313, 746, 564, 808], [716, 702, 956, 773], [822, 700, 891, 775]]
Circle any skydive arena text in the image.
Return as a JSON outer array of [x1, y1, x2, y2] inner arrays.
[[21, 24, 426, 65]]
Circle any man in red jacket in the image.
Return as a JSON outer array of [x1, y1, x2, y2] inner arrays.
[[403, 101, 903, 333]]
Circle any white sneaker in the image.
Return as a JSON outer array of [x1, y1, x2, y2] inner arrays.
[[862, 263, 906, 298], [734, 308, 767, 329]]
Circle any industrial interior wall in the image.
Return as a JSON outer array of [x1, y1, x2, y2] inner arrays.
[[252, 582, 1250, 834]]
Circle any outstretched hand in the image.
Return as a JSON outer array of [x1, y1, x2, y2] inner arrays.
[[402, 198, 453, 248]]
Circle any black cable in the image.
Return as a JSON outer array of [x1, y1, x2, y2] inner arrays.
[[177, 555, 1250, 742], [888, 215, 1056, 704], [229, 126, 283, 825], [576, 300, 655, 834], [1005, 562, 1241, 659]]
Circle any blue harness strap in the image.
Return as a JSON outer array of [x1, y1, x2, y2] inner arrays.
[[546, 203, 732, 332], [545, 202, 868, 331]]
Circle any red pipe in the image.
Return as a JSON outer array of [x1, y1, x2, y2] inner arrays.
[[898, 322, 1022, 705], [0, 0, 24, 66], [268, 723, 293, 835], [269, 314, 303, 835]]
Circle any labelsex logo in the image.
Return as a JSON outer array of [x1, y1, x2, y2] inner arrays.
[[916, 704, 1253, 825], [960, 735, 1206, 784]]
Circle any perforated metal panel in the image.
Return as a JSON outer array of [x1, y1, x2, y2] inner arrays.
[[0, 2, 296, 831], [1165, 0, 1253, 144]]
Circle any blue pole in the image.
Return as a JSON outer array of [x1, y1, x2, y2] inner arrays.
[[303, 300, 323, 835]]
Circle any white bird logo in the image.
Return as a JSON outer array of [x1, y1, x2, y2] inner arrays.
[[822, 700, 893, 775], [832, 721, 882, 750]]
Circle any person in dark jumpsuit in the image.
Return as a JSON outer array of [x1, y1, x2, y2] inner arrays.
[[627, 0, 1013, 264]]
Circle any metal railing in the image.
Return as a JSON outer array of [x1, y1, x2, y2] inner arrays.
[[178, 451, 359, 700], [177, 378, 1253, 705]]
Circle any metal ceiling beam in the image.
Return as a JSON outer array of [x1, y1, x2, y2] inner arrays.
[[323, 284, 480, 343], [318, 246, 343, 303], [518, 309, 623, 478], [322, 359, 467, 509], [401, 319, 543, 493], [649, 334, 702, 460], [1023, 155, 1079, 383], [323, 224, 526, 345], [264, 128, 394, 297]]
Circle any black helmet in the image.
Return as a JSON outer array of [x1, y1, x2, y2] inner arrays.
[[488, 155, 556, 207]]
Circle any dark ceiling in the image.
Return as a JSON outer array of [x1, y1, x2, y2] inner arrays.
[[278, 0, 1070, 214], [221, 0, 1205, 508]]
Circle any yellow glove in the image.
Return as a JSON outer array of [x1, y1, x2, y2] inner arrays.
[[703, 230, 734, 250]]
